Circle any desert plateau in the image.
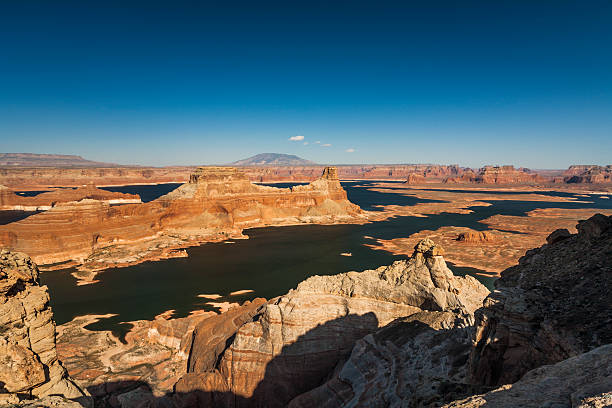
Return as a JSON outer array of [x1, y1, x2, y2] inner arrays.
[[2, 2, 612, 407]]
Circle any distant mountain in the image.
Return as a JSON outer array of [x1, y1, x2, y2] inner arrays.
[[230, 153, 316, 166], [0, 153, 120, 167]]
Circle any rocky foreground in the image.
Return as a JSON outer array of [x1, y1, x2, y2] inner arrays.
[[2, 214, 611, 407], [0, 250, 90, 406]]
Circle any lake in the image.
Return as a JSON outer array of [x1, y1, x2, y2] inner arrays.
[[39, 181, 612, 336]]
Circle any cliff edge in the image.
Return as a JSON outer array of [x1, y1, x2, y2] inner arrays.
[[0, 250, 90, 406]]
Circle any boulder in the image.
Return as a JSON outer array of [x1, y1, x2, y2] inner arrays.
[[546, 228, 571, 244]]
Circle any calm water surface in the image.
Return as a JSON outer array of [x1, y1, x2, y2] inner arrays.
[[40, 181, 612, 336]]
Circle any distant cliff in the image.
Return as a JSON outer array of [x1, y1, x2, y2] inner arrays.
[[2, 162, 612, 189], [0, 153, 118, 168], [563, 164, 612, 183]]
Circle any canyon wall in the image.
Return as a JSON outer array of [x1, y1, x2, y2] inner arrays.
[[0, 167, 364, 274], [468, 213, 612, 385], [0, 183, 140, 211], [444, 165, 547, 184], [563, 164, 612, 183], [0, 250, 90, 406], [2, 163, 611, 189], [0, 166, 195, 189]]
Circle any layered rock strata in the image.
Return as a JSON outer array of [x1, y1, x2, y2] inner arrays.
[[469, 213, 612, 386], [456, 230, 499, 243], [0, 166, 194, 189], [289, 310, 481, 407], [446, 344, 612, 408], [0, 250, 89, 404], [2, 164, 611, 190], [176, 239, 489, 407], [564, 164, 612, 183], [444, 165, 547, 184], [0, 167, 363, 276], [0, 183, 140, 211], [56, 310, 219, 406]]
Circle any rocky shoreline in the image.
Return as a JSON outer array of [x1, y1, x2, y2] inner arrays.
[[2, 213, 610, 406], [0, 167, 368, 284]]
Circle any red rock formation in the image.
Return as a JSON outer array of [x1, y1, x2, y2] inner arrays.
[[0, 167, 363, 272], [9, 163, 602, 188], [563, 164, 612, 183], [456, 230, 499, 243], [56, 310, 216, 405], [0, 183, 140, 211], [0, 166, 195, 189], [445, 165, 548, 184]]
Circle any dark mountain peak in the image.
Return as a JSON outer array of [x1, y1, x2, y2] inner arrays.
[[230, 153, 316, 166]]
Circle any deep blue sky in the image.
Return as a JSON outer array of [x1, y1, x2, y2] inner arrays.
[[1, 1, 611, 168]]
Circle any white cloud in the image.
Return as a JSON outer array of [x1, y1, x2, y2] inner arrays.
[[303, 142, 309, 145], [345, 148, 355, 153], [322, 143, 332, 147], [289, 135, 304, 141], [314, 141, 321, 144]]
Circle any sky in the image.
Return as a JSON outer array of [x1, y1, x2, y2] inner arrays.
[[1, 1, 611, 168]]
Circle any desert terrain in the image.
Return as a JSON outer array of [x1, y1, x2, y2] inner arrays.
[[1, 159, 611, 407]]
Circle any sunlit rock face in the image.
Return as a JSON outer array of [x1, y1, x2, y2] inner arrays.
[[0, 250, 90, 403], [176, 239, 489, 407], [0, 166, 363, 273], [0, 183, 140, 211], [444, 165, 547, 184], [563, 164, 612, 183]]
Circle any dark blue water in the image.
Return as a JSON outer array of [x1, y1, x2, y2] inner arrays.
[[0, 210, 41, 225], [100, 183, 182, 202], [39, 182, 612, 336], [15, 190, 50, 197]]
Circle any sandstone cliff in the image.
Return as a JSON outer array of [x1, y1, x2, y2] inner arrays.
[[0, 167, 364, 276], [174, 239, 489, 407], [469, 213, 612, 386], [0, 183, 140, 211], [445, 165, 547, 184], [446, 344, 612, 408], [289, 310, 481, 408], [563, 164, 612, 183], [3, 163, 611, 190], [0, 250, 90, 406]]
